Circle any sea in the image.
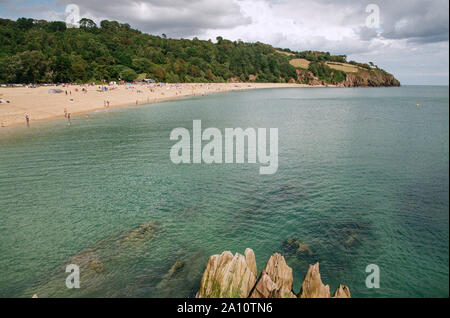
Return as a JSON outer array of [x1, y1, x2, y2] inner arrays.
[[0, 86, 448, 297]]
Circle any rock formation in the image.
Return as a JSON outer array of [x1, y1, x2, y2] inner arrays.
[[196, 248, 258, 298], [197, 249, 351, 299], [298, 263, 330, 298], [333, 284, 351, 298], [250, 253, 296, 298], [295, 67, 400, 87], [341, 70, 400, 87]]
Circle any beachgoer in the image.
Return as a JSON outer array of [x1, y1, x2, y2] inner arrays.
[[67, 113, 71, 126], [64, 108, 67, 118], [25, 113, 30, 127]]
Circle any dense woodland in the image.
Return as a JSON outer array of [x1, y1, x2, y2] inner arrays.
[[0, 17, 368, 84]]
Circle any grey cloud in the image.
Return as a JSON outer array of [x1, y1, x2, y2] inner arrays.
[[57, 0, 251, 37], [379, 0, 449, 43], [313, 0, 449, 43]]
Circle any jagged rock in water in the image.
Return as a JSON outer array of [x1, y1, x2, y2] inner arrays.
[[196, 248, 257, 298], [333, 284, 351, 298], [298, 263, 331, 298], [250, 253, 296, 298]]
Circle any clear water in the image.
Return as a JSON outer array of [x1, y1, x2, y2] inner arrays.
[[0, 86, 448, 298]]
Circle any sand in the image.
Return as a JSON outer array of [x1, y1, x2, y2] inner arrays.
[[0, 82, 310, 128]]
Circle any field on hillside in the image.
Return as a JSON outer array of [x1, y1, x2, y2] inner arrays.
[[276, 50, 295, 56], [289, 59, 362, 73], [289, 58, 310, 69], [326, 62, 360, 73]]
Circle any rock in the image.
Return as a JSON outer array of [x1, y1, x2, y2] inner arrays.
[[298, 263, 330, 298], [282, 238, 313, 256], [121, 221, 159, 242], [250, 253, 296, 298], [32, 294, 38, 298], [88, 258, 105, 274], [168, 261, 185, 276], [333, 284, 351, 298], [244, 248, 257, 278], [196, 248, 257, 298]]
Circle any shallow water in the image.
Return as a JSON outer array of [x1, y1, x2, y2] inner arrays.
[[0, 86, 448, 297]]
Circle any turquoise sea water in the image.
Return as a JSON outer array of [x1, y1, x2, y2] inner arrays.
[[0, 86, 448, 298]]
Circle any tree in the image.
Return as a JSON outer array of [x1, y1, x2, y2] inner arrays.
[[205, 69, 215, 81], [71, 55, 88, 81], [151, 65, 166, 81], [47, 21, 66, 32], [79, 18, 97, 29], [120, 67, 138, 82]]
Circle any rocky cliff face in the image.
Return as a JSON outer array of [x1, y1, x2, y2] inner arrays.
[[341, 69, 400, 87], [197, 248, 351, 298], [295, 68, 400, 87]]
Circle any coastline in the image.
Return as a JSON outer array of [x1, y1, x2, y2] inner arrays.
[[0, 82, 316, 129]]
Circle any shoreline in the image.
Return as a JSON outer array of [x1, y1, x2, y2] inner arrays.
[[0, 82, 317, 129]]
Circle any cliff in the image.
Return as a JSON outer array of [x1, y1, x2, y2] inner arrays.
[[196, 248, 351, 298], [341, 69, 400, 87], [295, 68, 400, 87]]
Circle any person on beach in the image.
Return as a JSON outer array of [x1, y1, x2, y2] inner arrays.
[[25, 113, 30, 127], [64, 108, 68, 118], [67, 113, 71, 126]]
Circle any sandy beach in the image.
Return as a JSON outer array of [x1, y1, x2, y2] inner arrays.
[[0, 82, 310, 128]]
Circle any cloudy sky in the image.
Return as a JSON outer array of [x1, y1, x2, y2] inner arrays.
[[0, 0, 448, 85]]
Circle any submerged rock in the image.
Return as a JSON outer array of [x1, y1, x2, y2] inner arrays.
[[282, 238, 313, 256], [333, 284, 351, 298], [298, 263, 331, 298], [24, 221, 160, 297], [88, 258, 105, 274], [121, 221, 159, 242], [156, 251, 207, 298], [168, 261, 185, 276], [250, 253, 296, 298], [196, 248, 257, 298]]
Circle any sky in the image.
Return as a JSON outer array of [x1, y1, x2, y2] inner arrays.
[[0, 0, 448, 85]]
